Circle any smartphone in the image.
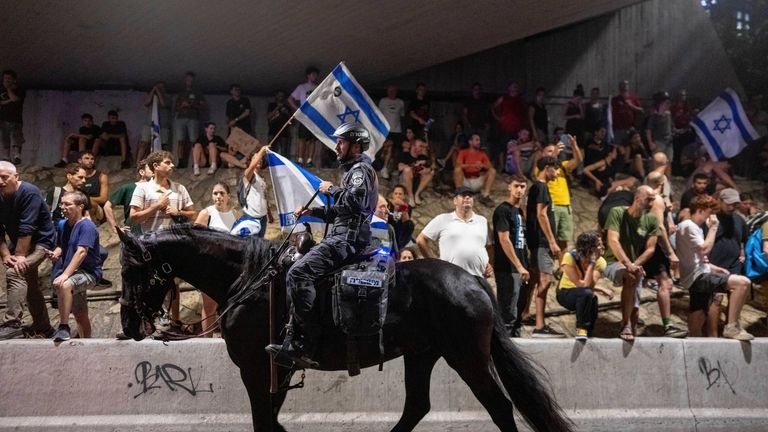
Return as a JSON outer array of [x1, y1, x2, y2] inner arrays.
[[560, 134, 570, 148]]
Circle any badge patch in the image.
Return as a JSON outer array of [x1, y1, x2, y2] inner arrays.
[[351, 172, 364, 186]]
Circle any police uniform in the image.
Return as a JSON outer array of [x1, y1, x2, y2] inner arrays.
[[286, 153, 378, 342]]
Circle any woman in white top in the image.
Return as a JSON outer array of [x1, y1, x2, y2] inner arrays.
[[194, 182, 238, 335], [231, 145, 274, 237]]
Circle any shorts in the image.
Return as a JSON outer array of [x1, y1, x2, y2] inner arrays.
[[644, 245, 670, 279], [604, 262, 643, 308], [141, 125, 170, 144], [173, 118, 199, 142], [463, 175, 485, 192], [68, 270, 97, 314], [0, 121, 25, 149], [298, 124, 315, 140], [531, 247, 555, 274], [689, 273, 729, 313], [552, 205, 573, 243]]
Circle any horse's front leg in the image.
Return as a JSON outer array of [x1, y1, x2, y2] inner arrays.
[[239, 366, 289, 432]]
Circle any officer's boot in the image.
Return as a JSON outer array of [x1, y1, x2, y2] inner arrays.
[[266, 282, 320, 369]]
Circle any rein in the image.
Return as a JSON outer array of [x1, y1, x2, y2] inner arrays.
[[131, 190, 321, 341]]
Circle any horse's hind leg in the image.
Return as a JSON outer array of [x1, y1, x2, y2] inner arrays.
[[390, 349, 441, 432], [444, 348, 518, 431]]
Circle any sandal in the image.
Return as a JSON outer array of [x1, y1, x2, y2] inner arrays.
[[620, 325, 635, 341]]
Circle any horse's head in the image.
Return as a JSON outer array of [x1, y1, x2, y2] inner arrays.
[[117, 227, 176, 340]]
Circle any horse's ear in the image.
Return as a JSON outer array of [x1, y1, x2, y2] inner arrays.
[[116, 226, 140, 249]]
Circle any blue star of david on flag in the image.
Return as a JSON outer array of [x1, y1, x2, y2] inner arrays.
[[712, 114, 732, 134], [691, 88, 760, 161], [292, 62, 390, 159], [336, 106, 361, 124]]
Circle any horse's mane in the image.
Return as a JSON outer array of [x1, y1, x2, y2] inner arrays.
[[222, 233, 278, 307]]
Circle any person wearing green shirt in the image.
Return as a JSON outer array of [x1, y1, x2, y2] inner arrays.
[[602, 185, 659, 341], [104, 159, 153, 235]]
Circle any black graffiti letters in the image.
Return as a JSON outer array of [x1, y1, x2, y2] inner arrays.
[[698, 357, 736, 395], [132, 360, 214, 398]]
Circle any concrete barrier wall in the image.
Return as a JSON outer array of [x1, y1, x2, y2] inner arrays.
[[0, 339, 766, 431]]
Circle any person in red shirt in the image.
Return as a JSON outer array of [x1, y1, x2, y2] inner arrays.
[[454, 133, 496, 206], [493, 81, 528, 169], [671, 89, 693, 130], [611, 80, 643, 144]]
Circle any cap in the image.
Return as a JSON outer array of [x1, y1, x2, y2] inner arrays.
[[653, 91, 671, 104], [719, 188, 741, 205], [454, 186, 475, 197]]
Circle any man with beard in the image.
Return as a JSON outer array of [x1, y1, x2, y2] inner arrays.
[[703, 188, 748, 337], [603, 185, 659, 341], [266, 123, 378, 369]]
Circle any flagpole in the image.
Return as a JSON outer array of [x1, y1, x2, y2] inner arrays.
[[265, 111, 298, 149]]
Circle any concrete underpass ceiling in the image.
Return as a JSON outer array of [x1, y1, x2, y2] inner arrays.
[[1, 0, 640, 93]]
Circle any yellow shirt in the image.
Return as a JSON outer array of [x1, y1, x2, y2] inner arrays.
[[558, 253, 607, 289], [534, 160, 572, 206]]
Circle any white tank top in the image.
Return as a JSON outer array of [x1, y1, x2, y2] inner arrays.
[[206, 205, 237, 232]]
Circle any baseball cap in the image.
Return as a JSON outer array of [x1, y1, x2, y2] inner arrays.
[[454, 186, 475, 197], [719, 188, 741, 205]]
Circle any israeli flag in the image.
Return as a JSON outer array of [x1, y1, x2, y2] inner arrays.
[[605, 94, 614, 144], [294, 62, 390, 158], [266, 150, 330, 232], [370, 215, 392, 256], [151, 95, 161, 151], [691, 88, 759, 161]]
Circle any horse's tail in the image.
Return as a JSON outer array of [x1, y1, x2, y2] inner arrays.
[[490, 315, 575, 432]]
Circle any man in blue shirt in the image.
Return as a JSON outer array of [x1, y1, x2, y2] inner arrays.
[[0, 161, 56, 339], [48, 191, 102, 341]]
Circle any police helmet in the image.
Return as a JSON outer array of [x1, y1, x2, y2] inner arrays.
[[333, 122, 371, 151]]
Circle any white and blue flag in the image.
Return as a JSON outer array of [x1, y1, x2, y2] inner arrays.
[[691, 88, 759, 161], [266, 150, 330, 232], [151, 95, 161, 151], [294, 62, 390, 158]]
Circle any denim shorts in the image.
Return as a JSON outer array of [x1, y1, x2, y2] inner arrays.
[[173, 118, 199, 142]]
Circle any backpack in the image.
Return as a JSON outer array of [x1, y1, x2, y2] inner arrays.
[[236, 174, 252, 209], [745, 227, 768, 280], [598, 190, 634, 229]]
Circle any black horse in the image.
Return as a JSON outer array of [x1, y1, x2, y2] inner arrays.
[[118, 224, 573, 432]]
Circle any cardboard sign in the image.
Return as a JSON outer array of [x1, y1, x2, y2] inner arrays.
[[226, 127, 261, 158]]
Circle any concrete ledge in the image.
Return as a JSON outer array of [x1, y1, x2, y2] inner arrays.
[[1, 339, 766, 431]]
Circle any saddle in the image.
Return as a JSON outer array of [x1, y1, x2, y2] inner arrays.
[[282, 233, 396, 376]]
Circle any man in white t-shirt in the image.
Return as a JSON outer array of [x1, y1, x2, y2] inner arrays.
[[676, 194, 753, 340], [289, 66, 319, 167], [416, 187, 492, 278], [130, 150, 195, 233], [129, 150, 195, 325], [377, 85, 405, 179]]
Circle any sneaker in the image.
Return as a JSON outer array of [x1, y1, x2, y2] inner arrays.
[[207, 165, 217, 175], [54, 159, 67, 168], [96, 277, 112, 288], [0, 323, 23, 340], [723, 323, 754, 341], [115, 331, 131, 340], [532, 324, 566, 338], [575, 328, 588, 341], [53, 326, 71, 342], [520, 315, 536, 326], [663, 325, 688, 338], [647, 280, 660, 292], [306, 159, 314, 168], [193, 165, 200, 176]]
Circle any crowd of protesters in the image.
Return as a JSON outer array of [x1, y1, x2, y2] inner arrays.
[[1, 65, 767, 342]]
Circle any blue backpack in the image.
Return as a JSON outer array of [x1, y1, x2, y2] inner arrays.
[[744, 210, 768, 281]]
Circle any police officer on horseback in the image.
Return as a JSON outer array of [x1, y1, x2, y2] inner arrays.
[[266, 122, 378, 368]]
